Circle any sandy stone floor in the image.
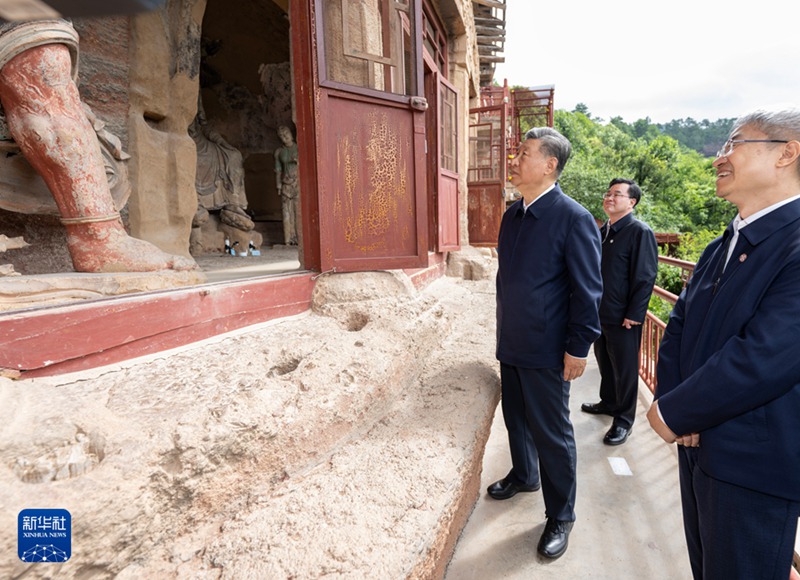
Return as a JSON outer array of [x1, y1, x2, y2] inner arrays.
[[0, 259, 501, 579]]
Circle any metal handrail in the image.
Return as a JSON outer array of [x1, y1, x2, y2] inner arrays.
[[656, 255, 695, 270], [638, 256, 695, 393]]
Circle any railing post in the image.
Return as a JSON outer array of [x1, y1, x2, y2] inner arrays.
[[639, 255, 695, 393]]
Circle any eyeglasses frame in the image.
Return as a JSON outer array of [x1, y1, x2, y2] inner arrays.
[[716, 139, 789, 159]]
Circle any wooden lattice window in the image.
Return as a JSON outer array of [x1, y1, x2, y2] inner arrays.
[[422, 2, 447, 76], [323, 0, 414, 95], [469, 111, 503, 182], [440, 81, 457, 173]]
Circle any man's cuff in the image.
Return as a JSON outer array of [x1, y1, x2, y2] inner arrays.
[[656, 403, 673, 432], [565, 352, 587, 360]]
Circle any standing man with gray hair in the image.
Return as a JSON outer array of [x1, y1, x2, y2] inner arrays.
[[648, 105, 800, 578], [490, 127, 602, 560]]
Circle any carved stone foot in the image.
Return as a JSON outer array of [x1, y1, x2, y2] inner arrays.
[[63, 218, 198, 273], [220, 206, 254, 231]]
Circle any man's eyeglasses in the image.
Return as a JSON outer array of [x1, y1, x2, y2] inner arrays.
[[716, 139, 789, 159], [602, 192, 630, 199]]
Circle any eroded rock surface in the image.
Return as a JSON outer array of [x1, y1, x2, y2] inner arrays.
[[0, 266, 499, 579]]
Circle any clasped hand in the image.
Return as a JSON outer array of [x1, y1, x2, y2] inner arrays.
[[646, 400, 700, 447]]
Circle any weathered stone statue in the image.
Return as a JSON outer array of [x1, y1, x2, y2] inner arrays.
[[0, 19, 196, 273], [188, 96, 261, 254], [190, 98, 253, 229], [274, 125, 298, 246]]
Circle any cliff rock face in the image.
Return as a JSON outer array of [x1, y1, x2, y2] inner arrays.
[[0, 266, 500, 578]]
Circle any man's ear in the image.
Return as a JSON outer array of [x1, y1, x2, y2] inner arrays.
[[777, 141, 800, 168], [545, 156, 558, 176]]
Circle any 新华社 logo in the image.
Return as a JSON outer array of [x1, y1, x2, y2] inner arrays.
[[18, 508, 71, 563]]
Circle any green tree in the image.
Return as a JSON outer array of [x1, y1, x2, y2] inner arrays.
[[573, 103, 591, 117], [553, 110, 733, 234], [659, 117, 735, 156], [549, 110, 735, 322]]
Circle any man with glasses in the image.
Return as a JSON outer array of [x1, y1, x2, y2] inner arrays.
[[582, 178, 657, 446], [647, 106, 800, 578]]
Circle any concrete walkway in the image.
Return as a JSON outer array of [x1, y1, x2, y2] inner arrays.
[[446, 358, 693, 580]]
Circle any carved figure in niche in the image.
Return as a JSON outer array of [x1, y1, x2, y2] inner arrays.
[[189, 95, 254, 234], [274, 125, 299, 246], [0, 19, 196, 273]]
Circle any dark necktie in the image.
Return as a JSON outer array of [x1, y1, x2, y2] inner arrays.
[[712, 223, 735, 295]]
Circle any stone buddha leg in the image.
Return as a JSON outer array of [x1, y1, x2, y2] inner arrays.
[[0, 43, 196, 273]]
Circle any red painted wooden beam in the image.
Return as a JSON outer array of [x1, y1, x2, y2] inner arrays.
[[0, 272, 315, 378]]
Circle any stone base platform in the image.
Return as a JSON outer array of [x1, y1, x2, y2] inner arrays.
[[0, 269, 206, 312]]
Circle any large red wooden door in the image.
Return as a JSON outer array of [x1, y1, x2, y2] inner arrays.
[[294, 0, 428, 273]]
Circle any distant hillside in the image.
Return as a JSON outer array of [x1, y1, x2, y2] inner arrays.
[[568, 103, 735, 157], [656, 117, 736, 157]]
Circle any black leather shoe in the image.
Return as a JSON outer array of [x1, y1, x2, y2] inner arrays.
[[581, 401, 613, 416], [603, 424, 631, 446], [537, 518, 574, 559], [487, 477, 540, 500]]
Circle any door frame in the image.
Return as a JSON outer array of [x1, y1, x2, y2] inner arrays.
[[291, 0, 431, 273]]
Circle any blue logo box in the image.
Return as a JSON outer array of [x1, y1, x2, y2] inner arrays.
[[18, 509, 71, 563]]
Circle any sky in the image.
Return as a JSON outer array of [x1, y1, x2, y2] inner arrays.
[[493, 0, 798, 124]]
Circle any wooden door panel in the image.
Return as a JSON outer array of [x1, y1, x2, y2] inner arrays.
[[468, 183, 503, 247], [436, 76, 459, 252], [438, 171, 459, 250], [467, 103, 506, 247], [318, 91, 427, 271]]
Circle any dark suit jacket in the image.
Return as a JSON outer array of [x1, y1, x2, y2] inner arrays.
[[496, 183, 602, 369], [656, 198, 800, 500], [599, 213, 658, 326]]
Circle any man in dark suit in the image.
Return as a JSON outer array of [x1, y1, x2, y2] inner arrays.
[[582, 178, 658, 445], [490, 127, 602, 560], [647, 105, 800, 578]]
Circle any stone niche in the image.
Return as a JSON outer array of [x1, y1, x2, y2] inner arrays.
[[190, 0, 294, 255]]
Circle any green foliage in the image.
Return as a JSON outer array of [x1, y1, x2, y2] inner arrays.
[[572, 103, 591, 117], [543, 109, 737, 324], [656, 263, 686, 296], [649, 294, 675, 324], [676, 229, 724, 262], [553, 110, 735, 234], [649, 264, 687, 323], [657, 117, 736, 157], [607, 114, 735, 157]]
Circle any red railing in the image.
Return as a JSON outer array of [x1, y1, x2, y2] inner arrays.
[[639, 256, 695, 393]]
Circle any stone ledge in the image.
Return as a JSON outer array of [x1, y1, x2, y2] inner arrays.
[[0, 275, 499, 579], [0, 269, 206, 311]]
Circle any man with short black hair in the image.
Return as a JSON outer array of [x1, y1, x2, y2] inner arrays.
[[582, 178, 657, 446]]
